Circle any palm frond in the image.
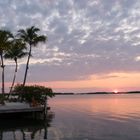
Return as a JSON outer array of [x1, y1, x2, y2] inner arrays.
[[0, 30, 13, 51], [18, 52, 28, 58], [30, 26, 40, 32], [33, 35, 47, 46], [18, 29, 26, 35], [4, 38, 27, 60], [17, 26, 47, 46]]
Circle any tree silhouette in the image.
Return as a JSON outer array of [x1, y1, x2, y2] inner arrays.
[[4, 39, 27, 94], [18, 26, 47, 86], [0, 30, 13, 94]]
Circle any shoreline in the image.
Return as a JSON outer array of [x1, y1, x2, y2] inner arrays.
[[54, 91, 140, 95]]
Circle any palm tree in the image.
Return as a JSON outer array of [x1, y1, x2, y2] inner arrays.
[[18, 26, 47, 86], [4, 39, 27, 93], [0, 30, 13, 94]]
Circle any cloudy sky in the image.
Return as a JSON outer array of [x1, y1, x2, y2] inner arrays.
[[1, 0, 140, 92]]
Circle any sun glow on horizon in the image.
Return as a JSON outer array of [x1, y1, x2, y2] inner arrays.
[[113, 90, 119, 93]]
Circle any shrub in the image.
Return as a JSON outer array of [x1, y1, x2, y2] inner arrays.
[[13, 84, 55, 105], [0, 94, 5, 105]]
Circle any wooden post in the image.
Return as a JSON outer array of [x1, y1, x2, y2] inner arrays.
[[44, 96, 47, 120], [44, 122, 48, 140], [0, 131, 3, 140]]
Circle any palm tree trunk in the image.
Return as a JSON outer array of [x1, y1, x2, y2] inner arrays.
[[13, 131, 16, 140], [23, 44, 32, 86], [44, 122, 48, 140], [0, 54, 5, 94], [0, 130, 3, 140], [9, 58, 18, 94], [21, 130, 25, 140]]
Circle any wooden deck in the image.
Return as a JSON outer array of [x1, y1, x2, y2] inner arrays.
[[0, 102, 45, 119], [0, 106, 44, 114]]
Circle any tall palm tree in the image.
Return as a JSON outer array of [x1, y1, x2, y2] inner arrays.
[[0, 30, 13, 94], [4, 39, 27, 93], [18, 26, 47, 86]]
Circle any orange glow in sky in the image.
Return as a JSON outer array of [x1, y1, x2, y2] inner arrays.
[[25, 72, 140, 92]]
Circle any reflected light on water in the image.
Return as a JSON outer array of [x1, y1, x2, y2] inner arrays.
[[48, 94, 140, 140], [50, 94, 140, 117]]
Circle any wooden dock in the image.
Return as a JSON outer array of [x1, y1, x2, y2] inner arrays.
[[0, 102, 46, 119]]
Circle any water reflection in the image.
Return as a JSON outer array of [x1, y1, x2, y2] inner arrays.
[[1, 95, 140, 140], [48, 94, 140, 140], [0, 111, 55, 140]]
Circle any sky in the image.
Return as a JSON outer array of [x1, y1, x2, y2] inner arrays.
[[1, 0, 140, 93]]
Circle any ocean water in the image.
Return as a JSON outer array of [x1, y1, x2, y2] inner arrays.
[[0, 94, 140, 140]]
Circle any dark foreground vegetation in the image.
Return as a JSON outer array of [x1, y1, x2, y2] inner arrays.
[[0, 85, 54, 106]]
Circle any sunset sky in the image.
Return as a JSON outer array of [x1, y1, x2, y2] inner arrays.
[[1, 0, 140, 92]]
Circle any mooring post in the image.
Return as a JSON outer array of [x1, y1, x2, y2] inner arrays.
[[44, 121, 48, 140], [0, 130, 3, 140], [44, 96, 47, 120]]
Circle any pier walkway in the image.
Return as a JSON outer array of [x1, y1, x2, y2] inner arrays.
[[0, 102, 45, 119]]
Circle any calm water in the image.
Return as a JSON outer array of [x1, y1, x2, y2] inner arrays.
[[0, 94, 140, 140]]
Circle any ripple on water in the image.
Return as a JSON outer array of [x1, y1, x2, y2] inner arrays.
[[48, 94, 140, 140]]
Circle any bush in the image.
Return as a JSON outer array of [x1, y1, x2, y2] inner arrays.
[[13, 84, 55, 105], [0, 94, 5, 105]]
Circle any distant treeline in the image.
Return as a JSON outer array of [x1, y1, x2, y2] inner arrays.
[[54, 91, 140, 95]]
